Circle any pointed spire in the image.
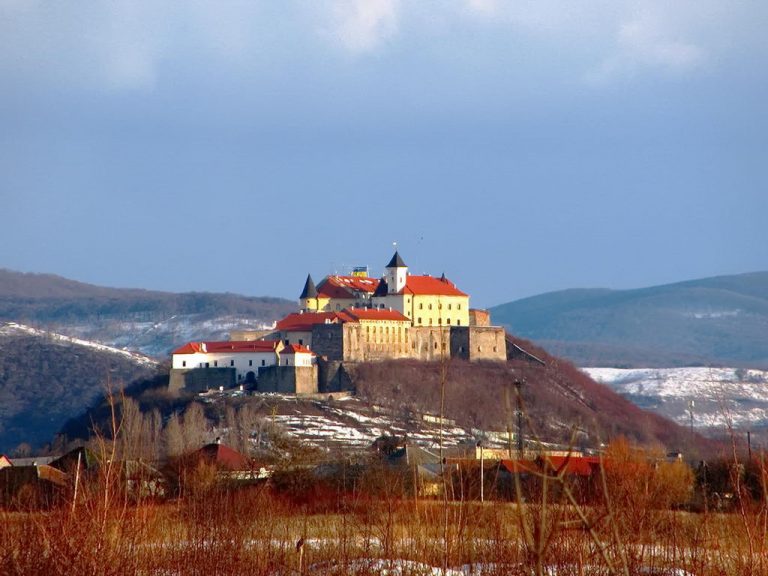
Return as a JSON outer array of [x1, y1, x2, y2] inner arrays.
[[386, 251, 407, 268], [299, 274, 318, 299]]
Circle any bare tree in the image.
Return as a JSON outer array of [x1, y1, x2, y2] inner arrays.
[[163, 412, 184, 459], [181, 402, 209, 451]]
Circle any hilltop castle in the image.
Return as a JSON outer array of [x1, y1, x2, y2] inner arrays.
[[170, 251, 507, 395]]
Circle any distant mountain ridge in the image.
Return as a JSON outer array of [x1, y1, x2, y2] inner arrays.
[[0, 269, 296, 356], [0, 270, 707, 455], [490, 271, 768, 368]]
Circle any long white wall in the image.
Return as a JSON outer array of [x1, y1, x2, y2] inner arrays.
[[172, 351, 278, 381]]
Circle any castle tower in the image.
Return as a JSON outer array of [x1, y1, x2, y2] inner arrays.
[[384, 251, 408, 295], [299, 274, 318, 312]]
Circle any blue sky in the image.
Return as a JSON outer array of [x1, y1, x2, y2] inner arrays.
[[1, 1, 766, 307]]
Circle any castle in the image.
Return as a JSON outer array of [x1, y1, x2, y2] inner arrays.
[[169, 251, 507, 394]]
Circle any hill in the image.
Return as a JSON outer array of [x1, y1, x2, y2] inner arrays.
[[0, 322, 160, 453], [60, 335, 709, 460], [490, 271, 768, 368], [0, 269, 296, 357], [352, 336, 705, 452]]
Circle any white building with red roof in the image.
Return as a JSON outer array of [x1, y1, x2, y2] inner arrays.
[[169, 339, 317, 394], [279, 344, 315, 367], [171, 340, 283, 380]]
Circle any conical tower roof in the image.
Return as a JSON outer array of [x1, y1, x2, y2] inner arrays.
[[299, 274, 318, 299], [386, 251, 407, 268]]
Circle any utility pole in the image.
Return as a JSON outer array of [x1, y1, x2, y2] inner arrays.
[[688, 399, 695, 443], [515, 379, 524, 458], [477, 439, 484, 503], [504, 381, 514, 458]]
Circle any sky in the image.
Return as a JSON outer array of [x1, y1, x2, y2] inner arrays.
[[1, 1, 766, 308]]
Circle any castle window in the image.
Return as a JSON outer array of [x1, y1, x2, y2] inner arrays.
[[428, 303, 433, 310], [205, 362, 210, 368], [418, 317, 422, 324], [182, 361, 186, 367], [448, 304, 452, 310], [458, 304, 462, 310], [447, 318, 451, 325], [284, 339, 289, 345], [298, 339, 303, 345], [429, 318, 433, 325], [261, 360, 266, 366], [230, 360, 234, 367], [457, 319, 461, 326], [249, 360, 253, 366], [214, 361, 218, 367], [493, 346, 498, 352], [419, 303, 423, 310]]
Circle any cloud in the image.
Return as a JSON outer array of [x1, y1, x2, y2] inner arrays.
[[329, 0, 400, 53], [0, 1, 274, 92], [465, 0, 499, 16], [0, 0, 758, 95], [586, 6, 707, 83]]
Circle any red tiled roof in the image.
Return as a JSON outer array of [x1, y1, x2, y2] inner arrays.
[[191, 443, 250, 471], [276, 312, 343, 332], [542, 456, 601, 476], [317, 275, 381, 298], [400, 275, 468, 297], [281, 344, 315, 355], [172, 340, 280, 355], [278, 308, 410, 329], [500, 459, 541, 475], [501, 456, 601, 477], [344, 308, 410, 322]]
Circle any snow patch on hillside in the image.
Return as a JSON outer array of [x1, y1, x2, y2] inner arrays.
[[58, 315, 275, 357], [1, 322, 158, 367], [583, 367, 768, 430]]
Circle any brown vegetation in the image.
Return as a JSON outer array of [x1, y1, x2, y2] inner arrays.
[[4, 432, 768, 575], [353, 341, 711, 454]]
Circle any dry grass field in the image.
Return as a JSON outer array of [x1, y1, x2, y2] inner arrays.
[[3, 444, 768, 576]]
